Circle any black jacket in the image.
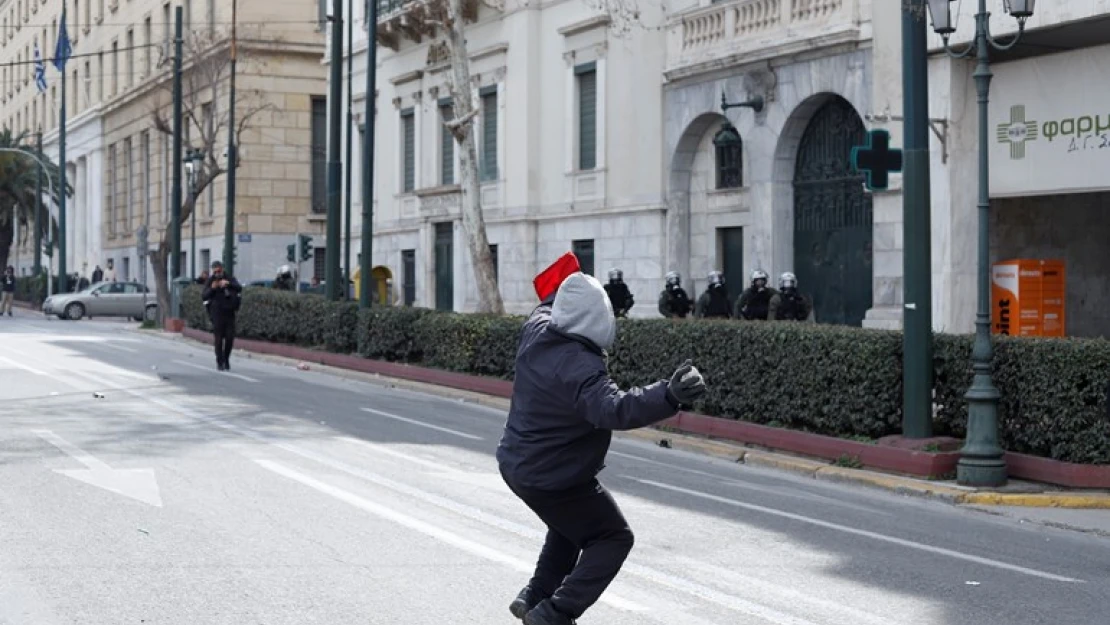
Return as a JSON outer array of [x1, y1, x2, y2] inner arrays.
[[202, 274, 242, 317], [497, 293, 678, 491], [2, 274, 15, 293]]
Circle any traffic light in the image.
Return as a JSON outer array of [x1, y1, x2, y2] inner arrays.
[[42, 239, 53, 257], [298, 234, 313, 263], [286, 243, 296, 263]]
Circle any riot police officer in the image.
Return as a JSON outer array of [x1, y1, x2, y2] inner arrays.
[[603, 268, 635, 318], [735, 269, 777, 320], [769, 272, 811, 321], [658, 271, 694, 319], [695, 271, 732, 319], [273, 265, 296, 291]]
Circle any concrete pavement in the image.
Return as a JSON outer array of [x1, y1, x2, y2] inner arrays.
[[1, 310, 1108, 624]]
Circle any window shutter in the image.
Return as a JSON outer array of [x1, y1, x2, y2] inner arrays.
[[481, 89, 498, 181], [577, 66, 596, 171], [402, 108, 415, 192], [440, 102, 454, 185]]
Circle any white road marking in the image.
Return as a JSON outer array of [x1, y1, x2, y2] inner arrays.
[[360, 407, 483, 440], [253, 458, 647, 613], [0, 355, 47, 376], [31, 429, 163, 507], [632, 478, 1083, 584], [173, 359, 258, 383], [608, 449, 888, 515], [98, 342, 138, 353]]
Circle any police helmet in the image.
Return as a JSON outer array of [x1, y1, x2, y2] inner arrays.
[[608, 268, 623, 282], [780, 272, 797, 290], [278, 264, 293, 277], [751, 269, 769, 283], [708, 270, 724, 286], [665, 271, 681, 287]]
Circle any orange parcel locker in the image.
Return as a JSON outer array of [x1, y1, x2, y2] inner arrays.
[[992, 261, 1020, 336], [1016, 261, 1044, 336], [1038, 260, 1066, 337]]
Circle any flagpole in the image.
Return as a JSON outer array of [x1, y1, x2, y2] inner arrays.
[[57, 12, 69, 294]]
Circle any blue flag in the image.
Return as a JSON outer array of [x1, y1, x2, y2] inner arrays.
[[33, 44, 47, 93], [53, 8, 71, 72]]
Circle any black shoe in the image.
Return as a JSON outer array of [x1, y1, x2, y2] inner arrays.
[[217, 360, 226, 371], [223, 360, 230, 371], [509, 587, 544, 620], [524, 600, 575, 625]]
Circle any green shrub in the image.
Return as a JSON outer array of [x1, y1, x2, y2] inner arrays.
[[180, 289, 1110, 464], [934, 333, 1110, 464], [14, 274, 61, 305], [355, 305, 434, 361]]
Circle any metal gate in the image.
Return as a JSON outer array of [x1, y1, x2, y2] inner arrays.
[[793, 97, 873, 326]]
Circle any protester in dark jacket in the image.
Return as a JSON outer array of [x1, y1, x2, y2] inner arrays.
[[202, 261, 242, 371], [497, 271, 707, 625]]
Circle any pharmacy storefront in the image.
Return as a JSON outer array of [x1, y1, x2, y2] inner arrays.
[[978, 43, 1110, 338]]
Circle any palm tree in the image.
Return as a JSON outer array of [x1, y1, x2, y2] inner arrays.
[[0, 127, 71, 272]]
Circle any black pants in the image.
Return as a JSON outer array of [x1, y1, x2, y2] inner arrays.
[[502, 473, 634, 619], [212, 313, 236, 364]]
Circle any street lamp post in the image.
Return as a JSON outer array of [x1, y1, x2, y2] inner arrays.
[[185, 148, 203, 280], [926, 0, 1036, 487]]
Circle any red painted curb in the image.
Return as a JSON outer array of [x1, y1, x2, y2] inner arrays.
[[180, 328, 1109, 488]]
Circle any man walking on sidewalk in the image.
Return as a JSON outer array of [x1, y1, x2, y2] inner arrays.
[[1, 266, 16, 317], [497, 256, 707, 625], [202, 261, 242, 371]]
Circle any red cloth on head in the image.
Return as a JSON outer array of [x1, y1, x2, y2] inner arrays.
[[533, 252, 581, 301]]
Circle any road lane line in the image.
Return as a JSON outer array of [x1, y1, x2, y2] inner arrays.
[[0, 355, 47, 376], [360, 407, 483, 440], [631, 478, 1083, 584], [173, 359, 258, 383], [98, 342, 138, 353], [608, 449, 889, 515], [253, 458, 647, 613]]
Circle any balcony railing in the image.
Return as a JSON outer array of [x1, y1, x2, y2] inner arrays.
[[666, 0, 864, 81], [376, 0, 481, 50]]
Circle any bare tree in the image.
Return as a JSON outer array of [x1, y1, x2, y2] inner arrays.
[[146, 30, 272, 324]]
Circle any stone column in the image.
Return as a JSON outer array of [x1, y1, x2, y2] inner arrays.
[[75, 157, 87, 274]]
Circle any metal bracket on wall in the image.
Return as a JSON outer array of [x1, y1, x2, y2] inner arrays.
[[864, 111, 951, 164]]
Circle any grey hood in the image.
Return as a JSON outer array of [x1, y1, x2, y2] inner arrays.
[[550, 272, 617, 352]]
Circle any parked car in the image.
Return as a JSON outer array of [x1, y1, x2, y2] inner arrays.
[[43, 281, 159, 321]]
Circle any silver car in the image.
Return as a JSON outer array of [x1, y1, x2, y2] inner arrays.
[[43, 281, 159, 322]]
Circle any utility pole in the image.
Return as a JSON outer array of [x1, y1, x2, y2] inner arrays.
[[325, 0, 344, 300], [344, 0, 353, 299], [171, 6, 184, 279], [57, 29, 69, 293], [359, 0, 377, 309], [34, 130, 42, 276], [224, 0, 238, 274], [902, 0, 934, 438]]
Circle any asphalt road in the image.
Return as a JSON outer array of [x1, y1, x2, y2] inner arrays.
[[1, 311, 1108, 625]]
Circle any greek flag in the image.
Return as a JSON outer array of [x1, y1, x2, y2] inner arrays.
[[33, 44, 47, 93], [53, 8, 72, 72]]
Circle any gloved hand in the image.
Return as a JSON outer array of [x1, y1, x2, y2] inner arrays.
[[667, 359, 706, 406]]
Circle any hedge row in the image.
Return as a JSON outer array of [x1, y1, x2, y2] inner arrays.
[[181, 285, 1110, 464], [13, 274, 64, 305]]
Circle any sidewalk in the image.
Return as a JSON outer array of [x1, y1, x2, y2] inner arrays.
[[145, 327, 1110, 529]]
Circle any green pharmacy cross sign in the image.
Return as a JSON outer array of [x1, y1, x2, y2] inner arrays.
[[851, 129, 903, 191]]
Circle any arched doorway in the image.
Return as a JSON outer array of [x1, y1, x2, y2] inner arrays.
[[793, 96, 872, 326]]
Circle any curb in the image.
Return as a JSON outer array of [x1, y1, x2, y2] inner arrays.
[[164, 328, 1110, 509]]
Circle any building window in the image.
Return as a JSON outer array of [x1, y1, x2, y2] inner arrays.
[[401, 249, 415, 306], [162, 134, 170, 223], [572, 239, 594, 277], [313, 247, 326, 281], [163, 3, 171, 44], [97, 51, 103, 102], [576, 62, 597, 171], [207, 0, 215, 35], [124, 137, 133, 228], [200, 249, 210, 271], [143, 17, 152, 77], [714, 124, 743, 189], [126, 28, 134, 86], [439, 99, 454, 186], [480, 86, 498, 182], [309, 96, 327, 213], [108, 144, 117, 234], [110, 40, 118, 95], [401, 107, 415, 192], [488, 244, 498, 284], [141, 131, 150, 224]]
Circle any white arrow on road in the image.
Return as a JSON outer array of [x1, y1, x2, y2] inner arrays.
[[32, 430, 163, 508]]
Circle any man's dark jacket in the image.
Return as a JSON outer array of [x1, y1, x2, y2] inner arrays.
[[202, 275, 242, 317], [2, 274, 15, 292], [497, 274, 678, 491]]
